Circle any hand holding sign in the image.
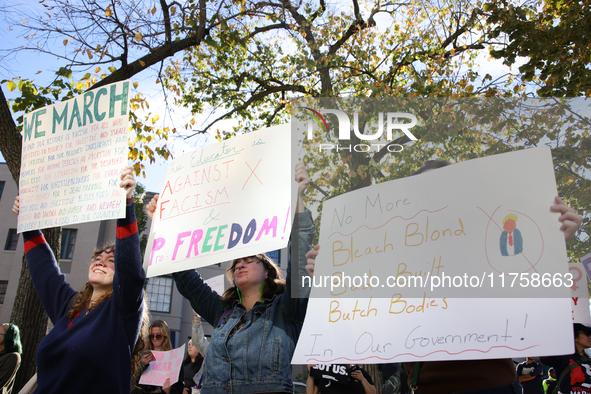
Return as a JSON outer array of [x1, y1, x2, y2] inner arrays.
[[551, 196, 583, 242]]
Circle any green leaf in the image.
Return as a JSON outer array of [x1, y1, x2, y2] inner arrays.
[[7, 80, 16, 92]]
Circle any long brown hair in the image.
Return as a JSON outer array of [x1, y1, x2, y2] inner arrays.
[[131, 295, 150, 385], [221, 254, 286, 306], [67, 243, 115, 320]]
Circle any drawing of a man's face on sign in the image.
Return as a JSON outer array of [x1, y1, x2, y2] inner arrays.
[[484, 208, 543, 274]]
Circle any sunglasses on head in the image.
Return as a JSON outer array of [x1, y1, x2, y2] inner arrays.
[[149, 334, 164, 340]]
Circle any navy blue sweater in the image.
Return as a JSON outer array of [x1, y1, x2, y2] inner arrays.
[[23, 203, 145, 394]]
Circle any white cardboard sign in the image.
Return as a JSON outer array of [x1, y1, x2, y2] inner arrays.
[[18, 81, 130, 232], [139, 344, 186, 387], [570, 262, 591, 325], [293, 147, 574, 363], [144, 124, 291, 277]]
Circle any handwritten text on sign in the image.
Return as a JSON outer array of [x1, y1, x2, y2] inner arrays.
[[18, 81, 131, 232], [139, 344, 186, 387], [144, 124, 291, 277], [293, 147, 573, 363]]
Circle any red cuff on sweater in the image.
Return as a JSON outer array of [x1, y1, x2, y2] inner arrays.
[[117, 222, 138, 239], [25, 234, 47, 254]]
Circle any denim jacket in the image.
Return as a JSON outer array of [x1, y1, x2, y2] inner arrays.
[[172, 210, 315, 394]]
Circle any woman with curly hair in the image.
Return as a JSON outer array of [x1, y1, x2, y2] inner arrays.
[[145, 162, 316, 394], [0, 323, 22, 394], [12, 166, 145, 394]]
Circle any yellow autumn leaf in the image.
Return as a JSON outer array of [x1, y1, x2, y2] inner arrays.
[[133, 82, 139, 89], [139, 60, 146, 67], [76, 81, 84, 90], [190, 118, 195, 125], [63, 39, 68, 45], [105, 6, 113, 17], [95, 67, 101, 73], [151, 6, 156, 15], [6, 81, 16, 92], [170, 6, 176, 15], [135, 31, 142, 42]]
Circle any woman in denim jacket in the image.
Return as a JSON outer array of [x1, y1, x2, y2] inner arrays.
[[146, 163, 315, 394]]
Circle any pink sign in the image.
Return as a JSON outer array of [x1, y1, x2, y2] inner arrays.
[[139, 344, 186, 387]]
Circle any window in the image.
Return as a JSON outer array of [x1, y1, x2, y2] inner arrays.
[[0, 281, 7, 304], [146, 276, 173, 313], [4, 229, 18, 250], [267, 250, 281, 266], [0, 181, 5, 202], [60, 229, 77, 260]]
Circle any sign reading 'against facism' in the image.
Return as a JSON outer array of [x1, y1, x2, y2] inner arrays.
[[144, 124, 291, 277], [18, 81, 131, 233]]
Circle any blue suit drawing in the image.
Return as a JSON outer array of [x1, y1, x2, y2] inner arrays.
[[500, 229, 523, 256]]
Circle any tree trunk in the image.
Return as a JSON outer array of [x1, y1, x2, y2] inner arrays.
[[10, 256, 48, 391], [0, 87, 22, 181], [1, 86, 61, 392]]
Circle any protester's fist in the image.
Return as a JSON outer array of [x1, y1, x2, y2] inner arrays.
[[119, 165, 136, 199], [295, 162, 310, 197], [551, 196, 583, 242], [146, 194, 159, 220], [12, 196, 20, 215]]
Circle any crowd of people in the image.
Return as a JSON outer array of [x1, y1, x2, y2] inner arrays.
[[3, 156, 587, 394]]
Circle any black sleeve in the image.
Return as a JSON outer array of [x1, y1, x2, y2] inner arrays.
[[361, 369, 374, 386]]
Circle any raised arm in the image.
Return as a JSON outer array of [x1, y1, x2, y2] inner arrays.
[[112, 166, 145, 319], [191, 312, 209, 356], [279, 162, 316, 322]]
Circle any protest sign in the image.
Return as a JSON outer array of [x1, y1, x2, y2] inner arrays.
[[17, 81, 131, 233], [205, 274, 226, 295], [292, 147, 574, 364], [571, 262, 591, 325], [144, 124, 291, 277], [139, 344, 186, 386]]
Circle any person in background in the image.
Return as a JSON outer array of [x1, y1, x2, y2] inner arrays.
[[182, 339, 203, 394], [0, 323, 22, 394], [185, 313, 209, 393], [306, 364, 376, 394], [542, 368, 556, 394], [146, 162, 316, 394], [517, 357, 544, 394], [541, 323, 591, 394], [12, 166, 145, 394], [136, 320, 184, 394]]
